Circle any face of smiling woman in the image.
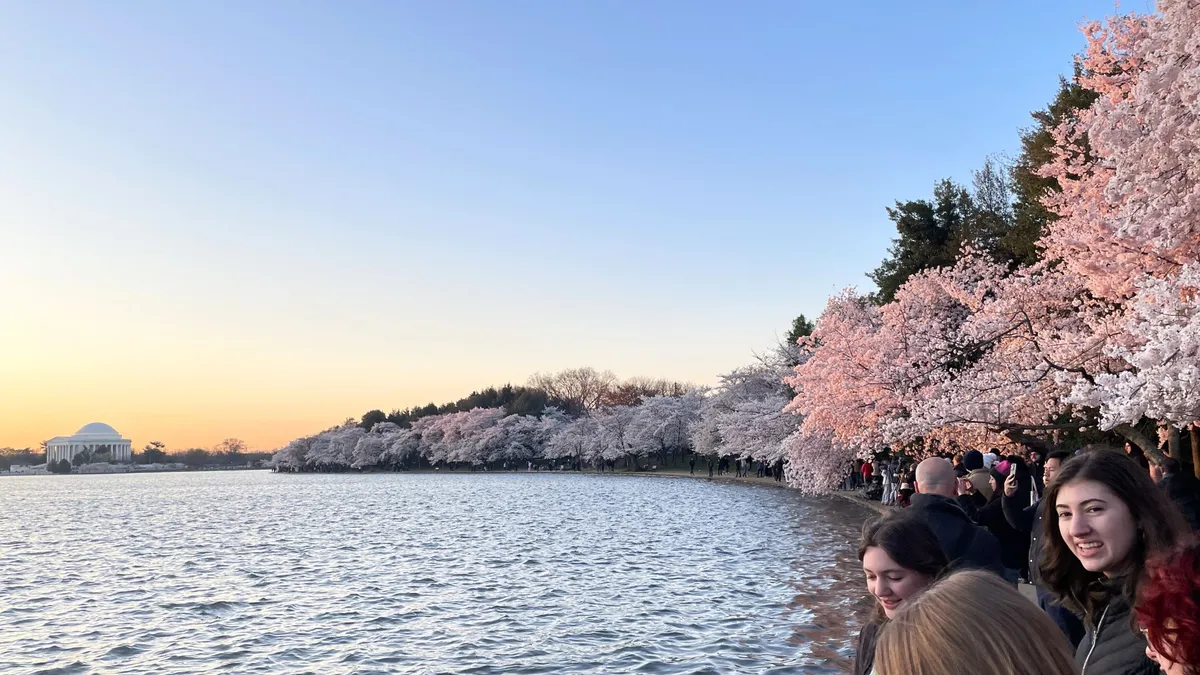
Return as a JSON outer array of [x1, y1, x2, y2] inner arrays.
[[1055, 479, 1138, 576], [862, 546, 935, 619]]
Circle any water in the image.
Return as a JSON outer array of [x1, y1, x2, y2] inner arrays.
[[0, 471, 875, 674]]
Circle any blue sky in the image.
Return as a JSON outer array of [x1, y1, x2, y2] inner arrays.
[[0, 0, 1129, 448]]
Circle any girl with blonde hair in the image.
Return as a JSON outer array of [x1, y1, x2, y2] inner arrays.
[[874, 570, 1077, 675]]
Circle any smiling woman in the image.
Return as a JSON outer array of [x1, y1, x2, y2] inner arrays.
[[1041, 448, 1189, 675], [853, 511, 949, 675]]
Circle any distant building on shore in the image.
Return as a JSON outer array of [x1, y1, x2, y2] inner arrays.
[[45, 423, 133, 464]]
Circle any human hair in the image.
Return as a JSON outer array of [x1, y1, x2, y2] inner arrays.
[[1137, 539, 1200, 674], [858, 511, 949, 622], [1046, 450, 1071, 464], [874, 570, 1076, 675], [1041, 448, 1188, 617]]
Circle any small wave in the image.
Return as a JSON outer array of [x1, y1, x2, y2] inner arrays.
[[31, 660, 89, 675], [161, 600, 247, 615], [102, 644, 145, 659]]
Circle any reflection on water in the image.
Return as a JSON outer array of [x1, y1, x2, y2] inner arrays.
[[0, 471, 873, 673]]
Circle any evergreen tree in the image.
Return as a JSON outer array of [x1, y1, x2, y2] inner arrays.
[[786, 315, 815, 344], [1006, 73, 1099, 266], [360, 410, 387, 430], [869, 179, 974, 303]]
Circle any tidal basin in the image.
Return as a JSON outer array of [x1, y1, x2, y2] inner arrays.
[[1, 471, 872, 674]]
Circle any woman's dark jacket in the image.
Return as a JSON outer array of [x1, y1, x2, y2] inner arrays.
[[977, 498, 1031, 576], [1074, 590, 1159, 675], [853, 621, 879, 675], [1002, 495, 1044, 584]]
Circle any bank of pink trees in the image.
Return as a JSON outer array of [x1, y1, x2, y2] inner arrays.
[[784, 1, 1200, 491], [693, 342, 802, 465], [272, 4, 1199, 492], [271, 392, 705, 472]]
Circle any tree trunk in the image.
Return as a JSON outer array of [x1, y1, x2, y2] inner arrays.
[[1191, 427, 1200, 479], [1168, 426, 1181, 459], [1115, 423, 1167, 464]]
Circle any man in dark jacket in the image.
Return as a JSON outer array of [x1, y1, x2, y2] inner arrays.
[[910, 458, 1004, 575], [1002, 450, 1085, 647], [1026, 447, 1046, 498], [1158, 457, 1200, 530]]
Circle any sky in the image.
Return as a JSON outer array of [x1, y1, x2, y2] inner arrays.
[[0, 0, 1132, 452]]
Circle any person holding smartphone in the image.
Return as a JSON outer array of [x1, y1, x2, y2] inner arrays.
[[1002, 450, 1084, 646]]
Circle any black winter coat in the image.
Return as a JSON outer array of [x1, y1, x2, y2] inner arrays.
[[1075, 591, 1159, 675], [853, 621, 879, 675], [977, 498, 1031, 575], [908, 494, 1004, 575], [1002, 496, 1044, 584], [1161, 472, 1200, 530]]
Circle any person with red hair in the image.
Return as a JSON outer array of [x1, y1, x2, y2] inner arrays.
[[1137, 538, 1200, 675]]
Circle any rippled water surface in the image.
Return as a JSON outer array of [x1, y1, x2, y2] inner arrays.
[[1, 471, 875, 674]]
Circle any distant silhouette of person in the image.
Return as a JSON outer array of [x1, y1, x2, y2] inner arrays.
[[708, 458, 714, 478], [689, 456, 696, 475]]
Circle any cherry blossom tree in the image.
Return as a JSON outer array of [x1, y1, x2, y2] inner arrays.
[[628, 393, 703, 467], [781, 430, 858, 495], [543, 415, 601, 465], [1042, 1, 1200, 462], [595, 405, 637, 465], [695, 344, 800, 463]]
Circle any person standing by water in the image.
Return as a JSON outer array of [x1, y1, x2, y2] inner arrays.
[[873, 570, 1078, 675], [1155, 456, 1200, 530], [909, 458, 1004, 574], [880, 460, 896, 506], [1027, 446, 1047, 498], [1041, 448, 1189, 675], [688, 455, 696, 475], [961, 449, 994, 503], [853, 511, 949, 675], [974, 459, 1032, 583], [1001, 450, 1085, 646]]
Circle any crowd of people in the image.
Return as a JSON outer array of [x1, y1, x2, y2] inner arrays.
[[850, 446, 1200, 675]]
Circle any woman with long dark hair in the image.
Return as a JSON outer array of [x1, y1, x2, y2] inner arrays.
[[1041, 448, 1189, 675], [975, 457, 1033, 582], [854, 511, 949, 675]]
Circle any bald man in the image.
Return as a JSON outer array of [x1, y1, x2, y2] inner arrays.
[[910, 458, 1004, 575]]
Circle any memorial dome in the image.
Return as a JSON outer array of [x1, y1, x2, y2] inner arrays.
[[75, 422, 122, 437]]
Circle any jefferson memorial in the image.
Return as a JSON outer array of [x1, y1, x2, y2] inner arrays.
[[45, 423, 133, 464]]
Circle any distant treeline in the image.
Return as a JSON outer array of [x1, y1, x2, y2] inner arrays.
[[1, 439, 273, 472], [357, 369, 696, 431]]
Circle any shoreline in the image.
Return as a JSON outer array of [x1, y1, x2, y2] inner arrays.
[[4, 463, 894, 516], [0, 466, 268, 478], [614, 469, 892, 517], [282, 465, 895, 517]]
